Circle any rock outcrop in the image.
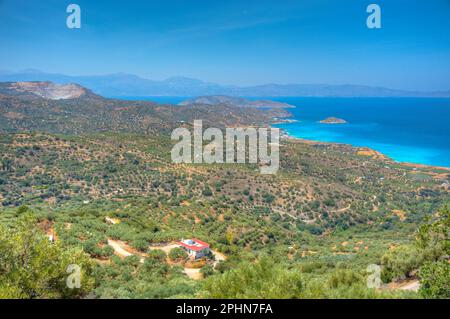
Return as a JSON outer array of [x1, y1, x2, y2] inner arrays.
[[10, 81, 86, 100]]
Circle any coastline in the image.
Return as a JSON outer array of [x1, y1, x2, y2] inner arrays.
[[275, 124, 450, 172], [267, 97, 450, 170]]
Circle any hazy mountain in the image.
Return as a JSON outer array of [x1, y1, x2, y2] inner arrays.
[[1, 70, 449, 97], [179, 95, 295, 108]]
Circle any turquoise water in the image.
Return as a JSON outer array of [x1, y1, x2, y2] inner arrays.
[[113, 96, 450, 168], [271, 97, 450, 168]]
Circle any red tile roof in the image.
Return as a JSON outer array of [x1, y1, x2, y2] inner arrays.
[[178, 238, 210, 251]]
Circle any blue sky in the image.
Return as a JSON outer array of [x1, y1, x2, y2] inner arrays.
[[0, 0, 449, 90]]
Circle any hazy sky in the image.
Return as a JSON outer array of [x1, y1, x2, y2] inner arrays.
[[1, 0, 450, 90]]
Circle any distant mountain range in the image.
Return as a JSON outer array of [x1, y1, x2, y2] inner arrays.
[[1, 69, 449, 98]]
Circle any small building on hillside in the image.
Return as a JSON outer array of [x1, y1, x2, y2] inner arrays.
[[178, 238, 210, 260]]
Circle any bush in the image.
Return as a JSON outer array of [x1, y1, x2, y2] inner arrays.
[[202, 187, 213, 197], [381, 245, 422, 282], [416, 207, 449, 298], [169, 247, 188, 262], [200, 264, 214, 278], [0, 210, 94, 298], [143, 250, 169, 275], [131, 238, 149, 252], [202, 257, 303, 298], [146, 249, 167, 262], [327, 269, 363, 289], [419, 260, 450, 299]]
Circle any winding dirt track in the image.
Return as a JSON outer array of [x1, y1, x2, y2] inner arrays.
[[107, 240, 227, 280], [107, 239, 145, 263]]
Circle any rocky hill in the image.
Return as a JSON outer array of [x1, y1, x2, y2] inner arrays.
[[0, 81, 290, 135], [7, 82, 87, 100]]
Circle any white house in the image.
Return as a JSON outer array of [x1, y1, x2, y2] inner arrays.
[[178, 238, 210, 260]]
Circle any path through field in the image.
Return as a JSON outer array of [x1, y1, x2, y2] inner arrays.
[[183, 268, 203, 280], [107, 239, 145, 262], [108, 240, 227, 280], [398, 280, 420, 292], [148, 242, 180, 254], [211, 249, 226, 267], [386, 279, 420, 292]]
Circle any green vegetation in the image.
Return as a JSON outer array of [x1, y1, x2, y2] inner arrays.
[[0, 132, 448, 299], [0, 133, 448, 298], [202, 257, 303, 298], [419, 261, 449, 299], [380, 206, 449, 298], [169, 247, 188, 262], [0, 209, 94, 298], [0, 85, 448, 299], [417, 206, 449, 298]]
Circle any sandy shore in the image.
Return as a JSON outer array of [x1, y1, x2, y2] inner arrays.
[[276, 126, 450, 172]]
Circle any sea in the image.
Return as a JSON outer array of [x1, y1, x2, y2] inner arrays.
[[113, 96, 450, 168]]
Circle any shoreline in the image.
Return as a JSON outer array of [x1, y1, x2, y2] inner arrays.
[[275, 125, 450, 172]]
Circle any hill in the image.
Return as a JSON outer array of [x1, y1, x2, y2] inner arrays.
[[0, 81, 290, 135], [179, 95, 295, 108], [0, 81, 448, 299], [4, 82, 88, 100], [1, 81, 448, 232]]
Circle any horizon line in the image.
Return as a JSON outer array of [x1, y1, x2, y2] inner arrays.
[[2, 68, 450, 93]]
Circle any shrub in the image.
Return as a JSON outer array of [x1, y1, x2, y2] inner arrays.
[[381, 245, 422, 282], [202, 257, 303, 298], [327, 269, 363, 289], [169, 247, 188, 261], [202, 187, 213, 197], [0, 210, 94, 298], [200, 264, 214, 278], [131, 238, 149, 252], [419, 260, 450, 299]]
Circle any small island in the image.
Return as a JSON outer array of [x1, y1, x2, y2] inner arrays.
[[319, 117, 347, 124]]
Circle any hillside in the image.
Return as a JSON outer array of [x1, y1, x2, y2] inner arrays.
[[0, 81, 290, 135], [1, 132, 448, 226], [179, 95, 296, 108], [0, 81, 448, 299]]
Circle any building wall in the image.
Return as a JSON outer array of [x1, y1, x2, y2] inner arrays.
[[186, 248, 210, 259]]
